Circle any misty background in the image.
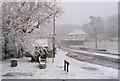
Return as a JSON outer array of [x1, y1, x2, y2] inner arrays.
[[56, 2, 118, 41]]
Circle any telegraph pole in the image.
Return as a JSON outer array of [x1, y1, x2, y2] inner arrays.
[[52, 0, 56, 63], [95, 26, 97, 50]]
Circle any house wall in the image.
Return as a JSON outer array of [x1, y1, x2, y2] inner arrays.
[[60, 40, 84, 48], [68, 34, 86, 40]]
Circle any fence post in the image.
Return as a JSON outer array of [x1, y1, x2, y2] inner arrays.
[[64, 60, 66, 71], [66, 62, 69, 72]]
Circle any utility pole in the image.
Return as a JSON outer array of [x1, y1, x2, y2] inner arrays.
[[52, 0, 56, 63], [95, 27, 97, 50]]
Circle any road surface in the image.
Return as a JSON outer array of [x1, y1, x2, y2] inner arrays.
[[62, 47, 119, 69]]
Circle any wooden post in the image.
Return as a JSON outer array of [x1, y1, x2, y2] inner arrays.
[[64, 60, 66, 71], [39, 58, 46, 69], [66, 62, 69, 72], [64, 60, 70, 72], [11, 59, 17, 67]]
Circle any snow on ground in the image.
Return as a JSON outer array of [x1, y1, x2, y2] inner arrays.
[[107, 50, 119, 54], [84, 42, 118, 53], [2, 50, 118, 79], [0, 61, 2, 80]]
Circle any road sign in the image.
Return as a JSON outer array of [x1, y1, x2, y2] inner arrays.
[[54, 35, 56, 37]]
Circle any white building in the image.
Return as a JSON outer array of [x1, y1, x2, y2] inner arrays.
[[32, 39, 48, 48], [67, 29, 86, 40]]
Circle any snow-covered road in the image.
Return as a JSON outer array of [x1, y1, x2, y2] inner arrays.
[[2, 50, 118, 79], [62, 47, 119, 69]]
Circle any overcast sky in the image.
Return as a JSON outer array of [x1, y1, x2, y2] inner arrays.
[[56, 2, 118, 26]]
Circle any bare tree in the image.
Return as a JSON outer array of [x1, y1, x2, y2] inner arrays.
[[89, 16, 104, 49]]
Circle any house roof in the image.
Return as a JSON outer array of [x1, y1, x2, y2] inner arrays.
[[68, 29, 86, 35], [32, 39, 48, 47]]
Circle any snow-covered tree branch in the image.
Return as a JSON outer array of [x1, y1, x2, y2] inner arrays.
[[2, 2, 62, 60]]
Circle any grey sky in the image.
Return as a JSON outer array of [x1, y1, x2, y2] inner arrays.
[[56, 2, 118, 26]]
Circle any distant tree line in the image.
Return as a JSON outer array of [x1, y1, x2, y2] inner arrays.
[[56, 14, 118, 42], [82, 14, 118, 41]]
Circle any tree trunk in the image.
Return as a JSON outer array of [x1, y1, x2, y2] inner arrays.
[[31, 56, 39, 62]]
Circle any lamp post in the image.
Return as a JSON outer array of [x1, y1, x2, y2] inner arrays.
[[52, 0, 56, 63]]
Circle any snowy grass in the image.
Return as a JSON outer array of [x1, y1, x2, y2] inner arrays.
[[84, 41, 118, 53]]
